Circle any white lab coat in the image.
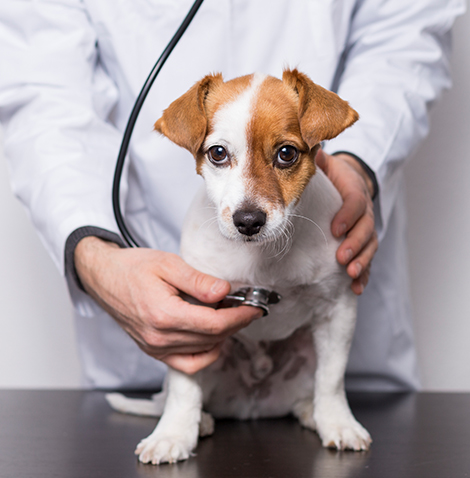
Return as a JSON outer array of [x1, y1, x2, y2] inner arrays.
[[0, 0, 464, 390]]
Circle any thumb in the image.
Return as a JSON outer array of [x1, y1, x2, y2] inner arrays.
[[160, 254, 231, 304], [315, 148, 327, 171]]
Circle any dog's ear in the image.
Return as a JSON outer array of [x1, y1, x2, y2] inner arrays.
[[282, 69, 358, 149], [155, 73, 224, 155]]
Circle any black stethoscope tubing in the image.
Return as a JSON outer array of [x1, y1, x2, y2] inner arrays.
[[112, 0, 205, 248]]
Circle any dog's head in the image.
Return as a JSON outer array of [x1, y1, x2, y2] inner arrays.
[[155, 69, 358, 243]]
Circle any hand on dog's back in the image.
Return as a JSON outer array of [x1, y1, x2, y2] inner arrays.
[[74, 236, 263, 374]]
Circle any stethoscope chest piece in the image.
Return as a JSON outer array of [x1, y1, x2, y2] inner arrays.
[[220, 287, 282, 316]]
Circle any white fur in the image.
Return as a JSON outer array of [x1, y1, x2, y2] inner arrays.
[[107, 76, 371, 463], [202, 73, 288, 241]]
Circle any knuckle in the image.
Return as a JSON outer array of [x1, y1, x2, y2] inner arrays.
[[192, 272, 211, 296], [160, 252, 180, 273], [371, 234, 379, 251], [348, 191, 367, 211], [364, 212, 375, 227], [150, 310, 172, 329], [142, 330, 168, 350], [348, 236, 363, 255], [358, 195, 368, 211], [205, 320, 225, 336]]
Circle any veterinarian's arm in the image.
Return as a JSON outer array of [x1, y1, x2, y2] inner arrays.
[[322, 0, 464, 239], [74, 236, 263, 374], [0, 1, 123, 285], [316, 150, 377, 295]]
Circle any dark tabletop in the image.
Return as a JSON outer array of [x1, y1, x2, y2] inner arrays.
[[0, 390, 469, 478]]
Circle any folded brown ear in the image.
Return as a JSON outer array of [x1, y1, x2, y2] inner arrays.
[[282, 69, 358, 149], [155, 73, 224, 156]]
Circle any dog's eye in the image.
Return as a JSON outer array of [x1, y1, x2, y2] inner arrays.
[[276, 146, 298, 168], [208, 145, 228, 164]]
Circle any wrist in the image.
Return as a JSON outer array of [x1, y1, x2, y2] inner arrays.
[[65, 227, 124, 291], [74, 236, 120, 292]]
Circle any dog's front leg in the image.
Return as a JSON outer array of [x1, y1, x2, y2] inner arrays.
[[136, 368, 203, 464], [310, 293, 371, 451]]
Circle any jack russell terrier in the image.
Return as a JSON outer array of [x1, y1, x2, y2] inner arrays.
[[107, 69, 372, 464]]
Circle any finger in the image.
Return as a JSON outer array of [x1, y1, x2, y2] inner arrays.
[[351, 266, 371, 296], [336, 209, 375, 266], [118, 319, 227, 360], [315, 148, 327, 171], [332, 190, 368, 238], [160, 298, 263, 335], [162, 343, 224, 375], [346, 232, 378, 280], [148, 341, 224, 357], [135, 326, 226, 354], [158, 253, 231, 304]]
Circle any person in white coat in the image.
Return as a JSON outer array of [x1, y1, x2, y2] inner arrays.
[[0, 0, 464, 391]]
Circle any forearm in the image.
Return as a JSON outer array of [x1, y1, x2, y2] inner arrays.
[[0, 0, 121, 273]]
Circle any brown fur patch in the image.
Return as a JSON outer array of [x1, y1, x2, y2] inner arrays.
[[203, 74, 255, 120], [282, 69, 359, 147], [246, 76, 316, 209], [242, 71, 358, 210], [194, 74, 255, 174], [154, 70, 358, 197], [154, 73, 223, 157]]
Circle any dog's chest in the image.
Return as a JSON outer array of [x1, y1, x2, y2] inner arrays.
[[182, 220, 343, 341]]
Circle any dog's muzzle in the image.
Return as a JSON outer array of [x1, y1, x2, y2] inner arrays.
[[219, 287, 281, 316]]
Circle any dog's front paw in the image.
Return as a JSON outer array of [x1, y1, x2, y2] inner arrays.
[[135, 433, 196, 464], [315, 413, 371, 451]]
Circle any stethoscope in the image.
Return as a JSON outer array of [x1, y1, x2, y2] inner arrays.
[[111, 0, 281, 315]]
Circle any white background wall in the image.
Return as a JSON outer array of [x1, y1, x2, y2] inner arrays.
[[0, 11, 469, 391], [405, 11, 470, 390]]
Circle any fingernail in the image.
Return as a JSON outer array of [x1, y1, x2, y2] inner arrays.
[[355, 263, 363, 278], [336, 223, 347, 237], [211, 279, 227, 296], [344, 249, 353, 263]]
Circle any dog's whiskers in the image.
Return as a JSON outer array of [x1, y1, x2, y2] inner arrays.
[[261, 220, 294, 260], [196, 215, 218, 237], [289, 213, 328, 246], [275, 220, 294, 260]]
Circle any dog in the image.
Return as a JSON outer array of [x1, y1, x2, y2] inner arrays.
[[106, 69, 372, 464]]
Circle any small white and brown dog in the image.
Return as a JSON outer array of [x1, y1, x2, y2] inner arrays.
[[107, 69, 372, 464]]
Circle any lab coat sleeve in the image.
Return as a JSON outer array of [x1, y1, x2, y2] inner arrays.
[[323, 0, 465, 237], [0, 0, 122, 277]]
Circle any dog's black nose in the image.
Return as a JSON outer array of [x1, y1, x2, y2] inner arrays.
[[233, 209, 267, 236]]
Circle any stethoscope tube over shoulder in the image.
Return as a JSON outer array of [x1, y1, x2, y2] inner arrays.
[[112, 0, 205, 248]]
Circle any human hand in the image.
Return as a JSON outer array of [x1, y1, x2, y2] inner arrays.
[[315, 150, 378, 295], [74, 237, 262, 374]]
